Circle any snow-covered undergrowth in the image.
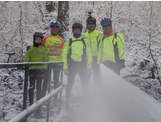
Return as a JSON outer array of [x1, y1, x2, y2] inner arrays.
[[0, 69, 23, 121]]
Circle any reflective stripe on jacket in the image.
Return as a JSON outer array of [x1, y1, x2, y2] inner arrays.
[[44, 35, 64, 62]]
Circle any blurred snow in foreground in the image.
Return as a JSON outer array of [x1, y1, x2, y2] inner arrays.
[[67, 64, 161, 122]]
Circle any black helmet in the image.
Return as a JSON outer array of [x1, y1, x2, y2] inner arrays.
[[86, 11, 96, 25], [72, 22, 83, 30], [33, 32, 43, 40], [100, 17, 112, 27], [33, 32, 43, 47]]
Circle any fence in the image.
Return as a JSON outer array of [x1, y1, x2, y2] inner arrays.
[[0, 62, 64, 122], [8, 85, 64, 122]]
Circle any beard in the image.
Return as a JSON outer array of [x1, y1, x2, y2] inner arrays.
[[73, 33, 81, 38], [33, 42, 41, 47]]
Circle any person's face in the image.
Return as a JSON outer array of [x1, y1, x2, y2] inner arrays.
[[73, 28, 82, 38], [50, 26, 59, 35], [34, 37, 42, 44], [87, 23, 96, 32], [103, 26, 113, 35]]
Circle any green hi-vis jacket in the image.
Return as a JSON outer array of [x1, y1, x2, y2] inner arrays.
[[63, 36, 92, 70], [25, 46, 49, 70], [84, 30, 102, 57], [98, 33, 125, 63], [43, 35, 64, 62]]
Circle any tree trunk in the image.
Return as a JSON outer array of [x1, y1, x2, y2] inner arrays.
[[57, 1, 69, 32]]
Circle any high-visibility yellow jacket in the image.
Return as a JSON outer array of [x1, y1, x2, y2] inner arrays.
[[84, 30, 102, 57], [63, 35, 92, 70], [25, 46, 49, 70], [43, 35, 64, 62], [98, 32, 125, 63]]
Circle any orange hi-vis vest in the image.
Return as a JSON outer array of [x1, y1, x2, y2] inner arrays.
[[43, 35, 64, 62]]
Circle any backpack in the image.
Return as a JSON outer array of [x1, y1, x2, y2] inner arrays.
[[67, 38, 87, 66]]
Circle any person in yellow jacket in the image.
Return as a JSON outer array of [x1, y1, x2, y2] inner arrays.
[[98, 17, 125, 74], [84, 14, 102, 83], [43, 20, 64, 90], [25, 32, 49, 105], [63, 22, 92, 107]]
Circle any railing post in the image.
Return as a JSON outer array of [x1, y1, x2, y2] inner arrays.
[[46, 63, 51, 122], [22, 64, 29, 122], [9, 85, 64, 122], [60, 63, 64, 97]]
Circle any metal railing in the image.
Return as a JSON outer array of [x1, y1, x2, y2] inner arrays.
[[8, 85, 64, 122], [0, 62, 64, 122]]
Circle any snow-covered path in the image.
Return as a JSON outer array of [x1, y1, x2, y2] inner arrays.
[[96, 65, 161, 122], [58, 65, 161, 122]]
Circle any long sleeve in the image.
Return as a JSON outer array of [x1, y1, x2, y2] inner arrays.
[[44, 47, 49, 62], [24, 51, 30, 62], [117, 33, 125, 61], [63, 41, 69, 70], [97, 35, 103, 63], [86, 42, 92, 66]]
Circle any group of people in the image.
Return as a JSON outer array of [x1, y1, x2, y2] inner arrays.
[[25, 14, 125, 107]]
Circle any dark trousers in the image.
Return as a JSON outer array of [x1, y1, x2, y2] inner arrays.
[[47, 66, 62, 100], [66, 60, 89, 102], [48, 67, 62, 90], [29, 69, 48, 105], [53, 69, 62, 89]]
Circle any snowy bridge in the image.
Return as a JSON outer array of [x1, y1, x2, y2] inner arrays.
[[1, 63, 161, 122]]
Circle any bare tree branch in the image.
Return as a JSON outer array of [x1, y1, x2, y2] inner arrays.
[[18, 4, 23, 59], [110, 1, 113, 18], [37, 2, 46, 24], [0, 20, 7, 31], [148, 1, 161, 84], [57, 1, 69, 32]]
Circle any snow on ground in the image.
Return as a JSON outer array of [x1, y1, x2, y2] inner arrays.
[[0, 69, 23, 122]]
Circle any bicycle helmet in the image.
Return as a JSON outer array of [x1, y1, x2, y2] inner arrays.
[[100, 17, 112, 27]]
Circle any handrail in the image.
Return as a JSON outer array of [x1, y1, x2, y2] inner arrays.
[[0, 62, 64, 69], [8, 85, 64, 122]]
